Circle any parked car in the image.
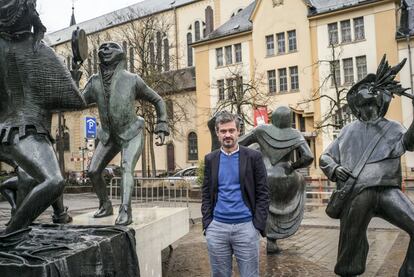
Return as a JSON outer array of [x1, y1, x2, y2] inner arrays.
[[66, 170, 90, 186], [103, 164, 122, 178], [169, 166, 199, 188]]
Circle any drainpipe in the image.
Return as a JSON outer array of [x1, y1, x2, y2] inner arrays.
[[407, 34, 413, 91], [173, 5, 179, 70]]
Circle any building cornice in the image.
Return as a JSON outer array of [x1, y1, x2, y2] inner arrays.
[[191, 30, 252, 48], [307, 0, 393, 20]]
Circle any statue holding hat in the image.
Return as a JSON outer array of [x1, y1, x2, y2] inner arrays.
[[239, 106, 314, 254]]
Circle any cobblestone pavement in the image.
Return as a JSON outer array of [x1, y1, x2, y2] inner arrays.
[[0, 193, 411, 276], [162, 223, 405, 277]]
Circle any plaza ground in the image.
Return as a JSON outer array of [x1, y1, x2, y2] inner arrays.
[[0, 192, 412, 276]]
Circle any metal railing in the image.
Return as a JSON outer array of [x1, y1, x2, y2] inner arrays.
[[109, 177, 190, 208], [304, 177, 414, 204]]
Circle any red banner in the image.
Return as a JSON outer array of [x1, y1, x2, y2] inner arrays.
[[254, 106, 269, 127]]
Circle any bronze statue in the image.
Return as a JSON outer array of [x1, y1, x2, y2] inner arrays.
[[82, 42, 169, 225], [239, 106, 313, 254], [0, 0, 85, 233], [320, 55, 414, 277], [0, 0, 46, 52]]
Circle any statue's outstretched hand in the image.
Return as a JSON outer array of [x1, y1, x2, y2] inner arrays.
[[334, 166, 353, 182], [154, 122, 169, 146], [155, 132, 165, 146]]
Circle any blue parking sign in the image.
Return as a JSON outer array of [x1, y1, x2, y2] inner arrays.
[[85, 117, 97, 139]]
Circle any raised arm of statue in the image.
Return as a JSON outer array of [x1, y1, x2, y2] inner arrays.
[[135, 75, 170, 144]]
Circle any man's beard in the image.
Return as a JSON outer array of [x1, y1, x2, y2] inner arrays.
[[222, 138, 235, 148]]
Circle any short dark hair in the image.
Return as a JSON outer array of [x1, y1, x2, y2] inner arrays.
[[215, 111, 241, 131]]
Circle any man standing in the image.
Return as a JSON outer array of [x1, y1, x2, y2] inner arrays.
[[202, 111, 269, 277]]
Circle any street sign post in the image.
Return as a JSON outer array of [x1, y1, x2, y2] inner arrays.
[[85, 117, 97, 139]]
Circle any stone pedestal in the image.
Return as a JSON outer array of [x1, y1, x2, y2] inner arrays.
[[72, 207, 189, 277], [0, 225, 139, 277]]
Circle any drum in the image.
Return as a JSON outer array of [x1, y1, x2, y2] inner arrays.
[[71, 27, 88, 64]]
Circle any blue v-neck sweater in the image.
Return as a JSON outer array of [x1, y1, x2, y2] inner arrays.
[[213, 151, 252, 223]]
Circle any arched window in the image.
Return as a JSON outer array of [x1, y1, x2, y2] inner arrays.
[[166, 99, 173, 119], [63, 132, 70, 151], [129, 46, 135, 73], [149, 40, 155, 68], [93, 48, 98, 73], [167, 143, 175, 173], [87, 55, 92, 76], [195, 21, 201, 41], [122, 41, 128, 69], [66, 56, 71, 70], [188, 132, 198, 160], [163, 38, 170, 71], [205, 6, 214, 36], [56, 132, 70, 152], [156, 32, 162, 71], [187, 33, 193, 67]]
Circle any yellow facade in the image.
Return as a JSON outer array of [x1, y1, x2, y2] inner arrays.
[[193, 0, 412, 178], [308, 0, 406, 176], [2, 0, 411, 179]]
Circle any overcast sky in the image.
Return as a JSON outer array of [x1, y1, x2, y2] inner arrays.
[[37, 0, 144, 33]]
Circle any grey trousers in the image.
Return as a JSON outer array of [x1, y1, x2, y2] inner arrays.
[[206, 219, 260, 277]]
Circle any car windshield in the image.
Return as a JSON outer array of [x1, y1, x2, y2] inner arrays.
[[173, 167, 197, 177]]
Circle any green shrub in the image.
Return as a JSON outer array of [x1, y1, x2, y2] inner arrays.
[[196, 160, 205, 187]]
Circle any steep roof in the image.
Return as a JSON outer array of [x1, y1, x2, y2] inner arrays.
[[305, 0, 378, 16], [44, 0, 197, 46], [193, 1, 255, 45]]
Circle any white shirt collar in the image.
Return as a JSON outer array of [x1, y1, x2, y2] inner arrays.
[[220, 145, 240, 156]]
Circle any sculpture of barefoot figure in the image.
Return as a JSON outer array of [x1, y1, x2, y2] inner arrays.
[[0, 0, 85, 233], [239, 106, 313, 254], [320, 55, 414, 277], [82, 42, 169, 226]]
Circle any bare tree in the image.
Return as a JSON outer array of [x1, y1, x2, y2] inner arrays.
[[300, 44, 354, 135], [210, 64, 271, 132]]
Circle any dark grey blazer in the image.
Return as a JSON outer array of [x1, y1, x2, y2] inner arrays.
[[201, 145, 269, 236]]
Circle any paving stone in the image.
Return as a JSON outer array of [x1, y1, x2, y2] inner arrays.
[[0, 193, 412, 276]]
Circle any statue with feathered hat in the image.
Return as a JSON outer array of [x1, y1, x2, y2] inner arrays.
[[320, 55, 414, 277]]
